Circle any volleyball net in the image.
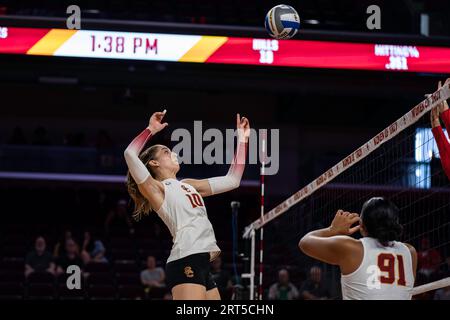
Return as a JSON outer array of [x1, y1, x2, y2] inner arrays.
[[242, 82, 450, 300]]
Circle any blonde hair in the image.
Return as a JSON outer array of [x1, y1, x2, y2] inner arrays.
[[126, 145, 162, 221]]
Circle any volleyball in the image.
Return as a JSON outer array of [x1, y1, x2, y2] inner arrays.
[[265, 4, 300, 39]]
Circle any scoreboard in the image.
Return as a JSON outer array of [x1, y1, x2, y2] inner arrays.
[[1, 27, 450, 73]]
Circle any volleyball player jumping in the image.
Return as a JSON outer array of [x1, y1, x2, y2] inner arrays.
[[124, 110, 250, 300]]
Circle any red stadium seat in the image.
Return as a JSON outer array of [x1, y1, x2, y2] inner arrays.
[[87, 285, 116, 300], [26, 283, 55, 300], [57, 284, 86, 300], [113, 261, 139, 273], [0, 270, 24, 284], [115, 272, 141, 286], [0, 282, 23, 300], [84, 262, 110, 273], [146, 286, 167, 300], [109, 237, 136, 250], [87, 272, 115, 285], [0, 258, 25, 271], [117, 285, 144, 300], [26, 272, 55, 284], [111, 249, 138, 262]]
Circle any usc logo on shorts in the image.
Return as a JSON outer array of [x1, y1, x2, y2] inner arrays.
[[184, 266, 194, 278]]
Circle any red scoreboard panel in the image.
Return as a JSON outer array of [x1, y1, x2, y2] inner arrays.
[[1, 27, 450, 73]]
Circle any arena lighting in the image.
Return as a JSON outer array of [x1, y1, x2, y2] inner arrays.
[[303, 19, 320, 25], [1, 27, 450, 73], [38, 76, 78, 85], [0, 171, 260, 186]]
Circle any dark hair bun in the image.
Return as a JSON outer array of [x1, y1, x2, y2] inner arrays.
[[361, 197, 403, 245]]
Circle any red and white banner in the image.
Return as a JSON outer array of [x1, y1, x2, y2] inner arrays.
[[1, 26, 450, 73]]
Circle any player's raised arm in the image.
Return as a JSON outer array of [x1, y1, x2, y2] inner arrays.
[[124, 110, 168, 212], [430, 80, 450, 180], [439, 78, 450, 132], [299, 210, 361, 266], [183, 114, 250, 197]]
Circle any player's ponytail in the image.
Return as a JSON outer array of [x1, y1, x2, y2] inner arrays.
[[126, 145, 160, 221], [361, 197, 403, 246]]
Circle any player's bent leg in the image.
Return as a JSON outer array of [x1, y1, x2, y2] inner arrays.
[[172, 283, 207, 300], [206, 287, 221, 300]]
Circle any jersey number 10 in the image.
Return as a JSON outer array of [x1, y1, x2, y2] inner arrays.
[[186, 194, 204, 208]]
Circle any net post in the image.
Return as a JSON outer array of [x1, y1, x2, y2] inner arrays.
[[258, 130, 267, 299], [241, 227, 256, 300], [250, 228, 256, 300]]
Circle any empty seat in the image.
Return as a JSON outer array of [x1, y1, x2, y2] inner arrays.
[[116, 273, 141, 286], [84, 262, 110, 273], [109, 237, 135, 250], [26, 283, 55, 300], [0, 270, 24, 284], [0, 257, 24, 270], [88, 285, 116, 300], [26, 272, 55, 284], [87, 272, 114, 285], [2, 245, 27, 259], [117, 285, 143, 300], [146, 286, 167, 300], [0, 282, 23, 300], [111, 249, 138, 262], [114, 261, 139, 273], [57, 284, 86, 300]]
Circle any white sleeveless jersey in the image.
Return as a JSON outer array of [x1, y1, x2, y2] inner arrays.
[[156, 178, 221, 263], [341, 237, 414, 300]]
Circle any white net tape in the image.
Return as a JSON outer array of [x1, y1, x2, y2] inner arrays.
[[412, 277, 450, 296], [243, 82, 450, 296]]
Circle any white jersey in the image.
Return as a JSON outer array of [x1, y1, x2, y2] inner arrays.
[[156, 178, 221, 263], [341, 237, 414, 300]]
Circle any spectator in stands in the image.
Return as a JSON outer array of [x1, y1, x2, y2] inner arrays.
[[300, 266, 330, 300], [53, 229, 74, 258], [104, 199, 134, 236], [25, 236, 55, 278], [430, 79, 450, 180], [7, 126, 27, 145], [56, 238, 83, 275], [81, 231, 108, 264], [268, 269, 299, 300], [417, 237, 442, 280], [210, 256, 233, 299], [140, 255, 165, 288]]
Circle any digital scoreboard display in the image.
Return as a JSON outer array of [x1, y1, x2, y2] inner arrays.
[[1, 27, 450, 73]]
